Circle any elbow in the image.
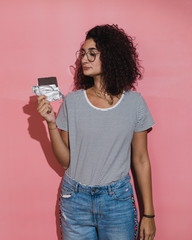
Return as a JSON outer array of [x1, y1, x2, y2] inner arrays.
[[60, 157, 70, 170], [62, 164, 69, 170], [55, 155, 70, 170], [132, 153, 151, 168]]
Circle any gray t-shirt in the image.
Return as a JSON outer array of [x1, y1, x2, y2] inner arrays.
[[56, 89, 155, 186]]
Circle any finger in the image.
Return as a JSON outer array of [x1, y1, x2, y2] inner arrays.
[[149, 229, 156, 239], [38, 104, 52, 114], [37, 100, 51, 113], [46, 106, 53, 114], [140, 229, 144, 240], [37, 95, 46, 102], [145, 233, 153, 240], [37, 95, 47, 104], [39, 106, 52, 117], [37, 100, 50, 111], [145, 233, 151, 240], [37, 102, 46, 113], [152, 233, 156, 239]]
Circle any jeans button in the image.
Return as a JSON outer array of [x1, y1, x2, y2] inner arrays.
[[93, 188, 99, 192]]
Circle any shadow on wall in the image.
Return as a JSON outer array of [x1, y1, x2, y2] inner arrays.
[[23, 95, 65, 240], [23, 95, 64, 176]]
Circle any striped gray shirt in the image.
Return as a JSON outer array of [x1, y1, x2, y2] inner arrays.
[[56, 89, 155, 186]]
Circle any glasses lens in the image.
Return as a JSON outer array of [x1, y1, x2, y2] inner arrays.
[[76, 51, 83, 61], [76, 51, 97, 62], [87, 51, 96, 62]]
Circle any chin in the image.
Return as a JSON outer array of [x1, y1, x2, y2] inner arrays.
[[83, 71, 93, 77], [83, 73, 91, 77]]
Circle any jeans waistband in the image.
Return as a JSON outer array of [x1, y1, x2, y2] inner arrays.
[[62, 173, 131, 195]]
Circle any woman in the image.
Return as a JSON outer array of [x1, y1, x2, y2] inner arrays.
[[37, 24, 156, 240]]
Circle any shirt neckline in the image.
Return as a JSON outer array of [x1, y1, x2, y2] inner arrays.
[[83, 90, 125, 111]]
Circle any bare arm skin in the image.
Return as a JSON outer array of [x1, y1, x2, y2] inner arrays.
[[131, 130, 156, 240], [37, 95, 70, 169]]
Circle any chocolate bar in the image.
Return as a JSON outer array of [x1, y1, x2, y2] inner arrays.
[[38, 77, 58, 87]]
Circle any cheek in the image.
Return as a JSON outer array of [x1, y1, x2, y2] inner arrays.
[[95, 64, 101, 73], [99, 64, 102, 73], [95, 61, 102, 71]]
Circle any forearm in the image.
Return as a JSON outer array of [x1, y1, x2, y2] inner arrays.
[[133, 158, 154, 215], [48, 122, 70, 169], [131, 131, 156, 239]]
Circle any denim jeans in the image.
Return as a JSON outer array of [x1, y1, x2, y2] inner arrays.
[[60, 173, 138, 240]]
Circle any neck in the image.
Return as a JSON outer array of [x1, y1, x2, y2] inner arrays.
[[93, 76, 105, 93]]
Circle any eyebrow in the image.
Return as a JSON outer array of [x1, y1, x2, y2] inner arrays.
[[81, 47, 97, 51]]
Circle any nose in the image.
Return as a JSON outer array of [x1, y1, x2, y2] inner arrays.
[[81, 53, 89, 63]]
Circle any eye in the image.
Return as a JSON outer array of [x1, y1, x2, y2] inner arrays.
[[81, 51, 85, 57], [89, 51, 96, 56]]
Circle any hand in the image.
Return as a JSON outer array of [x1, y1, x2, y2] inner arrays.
[[37, 95, 56, 123], [139, 217, 156, 240]]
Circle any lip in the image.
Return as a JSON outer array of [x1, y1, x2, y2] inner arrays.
[[82, 66, 91, 71]]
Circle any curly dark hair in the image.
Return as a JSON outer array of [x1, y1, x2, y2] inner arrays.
[[73, 24, 142, 96]]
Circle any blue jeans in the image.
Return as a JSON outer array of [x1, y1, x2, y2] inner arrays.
[[60, 173, 138, 240]]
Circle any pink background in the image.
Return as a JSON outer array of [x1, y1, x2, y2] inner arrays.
[[1, 0, 192, 239]]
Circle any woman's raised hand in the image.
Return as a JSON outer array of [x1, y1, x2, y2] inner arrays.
[[37, 95, 56, 123]]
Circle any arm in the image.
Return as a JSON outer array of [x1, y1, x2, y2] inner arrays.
[[131, 130, 156, 240], [37, 95, 70, 169]]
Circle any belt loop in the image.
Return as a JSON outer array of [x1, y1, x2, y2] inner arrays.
[[108, 185, 112, 196], [74, 183, 79, 193]]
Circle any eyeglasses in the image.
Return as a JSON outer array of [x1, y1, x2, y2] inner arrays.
[[76, 50, 100, 62]]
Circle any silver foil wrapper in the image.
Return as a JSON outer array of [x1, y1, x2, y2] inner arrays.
[[32, 84, 63, 102]]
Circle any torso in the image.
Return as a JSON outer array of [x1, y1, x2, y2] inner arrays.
[[56, 89, 155, 185]]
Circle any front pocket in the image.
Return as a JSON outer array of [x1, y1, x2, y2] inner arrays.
[[61, 184, 75, 199], [112, 182, 133, 201]]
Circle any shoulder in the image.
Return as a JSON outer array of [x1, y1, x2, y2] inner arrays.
[[64, 90, 84, 108], [123, 90, 142, 103], [65, 89, 84, 102], [124, 90, 141, 97]]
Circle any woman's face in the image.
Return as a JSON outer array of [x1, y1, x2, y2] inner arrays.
[[80, 38, 102, 78]]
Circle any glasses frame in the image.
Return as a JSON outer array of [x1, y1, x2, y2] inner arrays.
[[75, 50, 100, 62]]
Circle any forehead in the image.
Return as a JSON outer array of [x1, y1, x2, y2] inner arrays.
[[81, 38, 97, 51]]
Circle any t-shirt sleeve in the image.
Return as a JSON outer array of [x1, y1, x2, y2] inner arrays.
[[56, 96, 69, 132], [134, 94, 155, 132]]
